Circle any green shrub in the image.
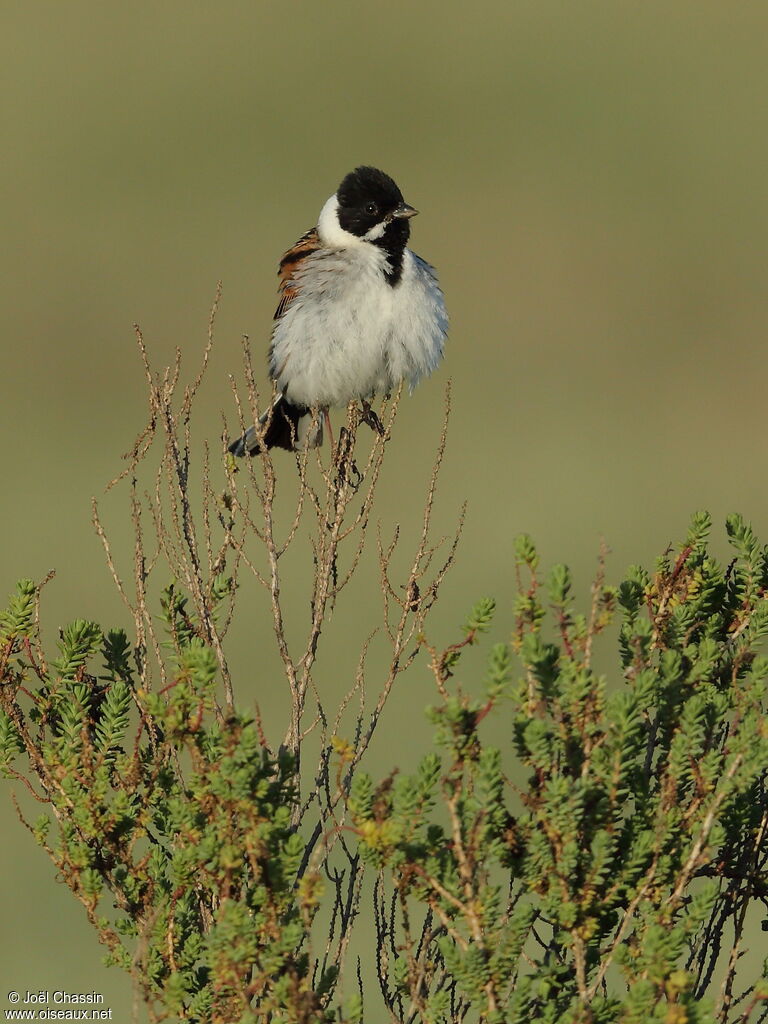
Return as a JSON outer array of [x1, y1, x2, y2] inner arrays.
[[3, 327, 767, 1022]]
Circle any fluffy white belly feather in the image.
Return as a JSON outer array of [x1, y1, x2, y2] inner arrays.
[[269, 246, 447, 408]]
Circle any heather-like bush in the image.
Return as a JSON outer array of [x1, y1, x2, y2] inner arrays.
[[2, 318, 767, 1023]]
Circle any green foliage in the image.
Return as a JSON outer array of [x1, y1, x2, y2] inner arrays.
[[0, 707, 24, 774], [0, 584, 333, 1024], [351, 514, 768, 1024], [0, 578, 36, 645], [3, 516, 768, 1022], [464, 597, 496, 636]]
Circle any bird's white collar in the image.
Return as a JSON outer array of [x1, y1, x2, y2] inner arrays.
[[317, 194, 387, 248]]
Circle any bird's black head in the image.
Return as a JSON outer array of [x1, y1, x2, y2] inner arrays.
[[335, 166, 418, 283], [336, 166, 417, 241]]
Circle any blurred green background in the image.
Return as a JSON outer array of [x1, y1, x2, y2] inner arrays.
[[3, 0, 768, 1015]]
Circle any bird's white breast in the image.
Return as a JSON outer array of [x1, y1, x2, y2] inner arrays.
[[270, 244, 447, 409]]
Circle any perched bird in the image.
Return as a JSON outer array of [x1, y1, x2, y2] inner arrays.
[[228, 165, 448, 455]]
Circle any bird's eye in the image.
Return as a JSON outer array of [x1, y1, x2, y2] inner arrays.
[[364, 202, 378, 216]]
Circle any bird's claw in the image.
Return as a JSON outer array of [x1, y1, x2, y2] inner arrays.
[[360, 402, 384, 436]]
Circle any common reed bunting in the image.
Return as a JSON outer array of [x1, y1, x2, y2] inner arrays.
[[228, 166, 447, 455]]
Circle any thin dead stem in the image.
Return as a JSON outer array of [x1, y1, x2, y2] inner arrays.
[[87, 296, 461, 1010]]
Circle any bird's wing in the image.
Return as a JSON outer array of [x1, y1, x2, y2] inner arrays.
[[273, 227, 321, 321]]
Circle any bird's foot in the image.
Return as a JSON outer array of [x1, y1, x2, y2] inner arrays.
[[360, 400, 384, 436]]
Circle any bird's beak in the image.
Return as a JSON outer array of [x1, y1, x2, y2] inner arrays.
[[392, 202, 419, 220]]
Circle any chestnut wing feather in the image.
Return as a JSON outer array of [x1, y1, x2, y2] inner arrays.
[[274, 228, 321, 321]]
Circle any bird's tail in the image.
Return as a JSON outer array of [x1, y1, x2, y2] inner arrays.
[[228, 394, 323, 456]]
